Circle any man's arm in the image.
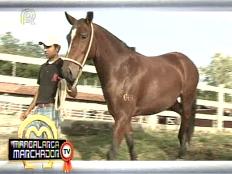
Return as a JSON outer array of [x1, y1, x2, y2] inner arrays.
[[20, 87, 39, 121]]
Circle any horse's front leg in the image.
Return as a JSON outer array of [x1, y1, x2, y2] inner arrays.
[[107, 115, 130, 160]]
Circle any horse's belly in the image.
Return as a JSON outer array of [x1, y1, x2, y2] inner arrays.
[[136, 99, 175, 116], [135, 86, 180, 116]]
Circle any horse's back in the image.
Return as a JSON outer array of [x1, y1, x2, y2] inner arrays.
[[167, 52, 199, 90], [150, 52, 199, 90]]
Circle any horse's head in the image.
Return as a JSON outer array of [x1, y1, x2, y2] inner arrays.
[[62, 11, 94, 87]]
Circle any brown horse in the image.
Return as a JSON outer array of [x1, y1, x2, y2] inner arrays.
[[61, 11, 199, 160]]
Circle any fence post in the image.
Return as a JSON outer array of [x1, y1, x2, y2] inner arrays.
[[12, 61, 16, 76], [83, 79, 88, 86], [94, 79, 98, 87], [147, 115, 158, 130], [217, 84, 224, 131]]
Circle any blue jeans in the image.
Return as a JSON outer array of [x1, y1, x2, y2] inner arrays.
[[29, 105, 61, 139]]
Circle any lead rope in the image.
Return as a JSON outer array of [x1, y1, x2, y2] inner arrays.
[[55, 23, 94, 118], [55, 79, 68, 121]]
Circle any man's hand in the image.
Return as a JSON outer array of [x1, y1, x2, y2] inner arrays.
[[67, 87, 78, 98]]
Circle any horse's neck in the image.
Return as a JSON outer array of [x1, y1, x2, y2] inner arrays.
[[93, 25, 131, 85], [94, 25, 129, 61]]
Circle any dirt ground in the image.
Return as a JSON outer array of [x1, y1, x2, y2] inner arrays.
[[0, 113, 21, 160]]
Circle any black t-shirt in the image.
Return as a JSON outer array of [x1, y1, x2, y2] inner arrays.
[[36, 58, 63, 104]]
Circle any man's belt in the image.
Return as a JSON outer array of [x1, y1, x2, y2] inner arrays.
[[36, 103, 54, 108]]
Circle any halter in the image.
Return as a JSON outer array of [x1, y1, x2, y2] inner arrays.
[[61, 22, 94, 90]]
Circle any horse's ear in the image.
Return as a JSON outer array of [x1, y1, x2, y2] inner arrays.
[[86, 11, 93, 23], [65, 12, 76, 25]]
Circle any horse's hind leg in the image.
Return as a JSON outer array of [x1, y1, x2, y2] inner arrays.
[[178, 92, 196, 158], [168, 100, 182, 115], [125, 123, 137, 160], [107, 114, 130, 160]]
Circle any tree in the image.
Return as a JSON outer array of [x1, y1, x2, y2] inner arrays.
[[0, 32, 43, 78], [199, 53, 232, 102], [18, 41, 44, 58], [0, 32, 20, 54], [200, 53, 232, 89]]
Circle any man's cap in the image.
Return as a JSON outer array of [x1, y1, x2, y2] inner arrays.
[[38, 35, 61, 47]]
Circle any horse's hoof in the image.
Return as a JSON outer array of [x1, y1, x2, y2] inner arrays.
[[107, 151, 114, 160], [131, 155, 138, 160]]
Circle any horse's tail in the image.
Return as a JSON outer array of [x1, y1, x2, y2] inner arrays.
[[187, 97, 197, 144]]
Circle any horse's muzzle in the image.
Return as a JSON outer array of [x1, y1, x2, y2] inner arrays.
[[61, 67, 76, 84]]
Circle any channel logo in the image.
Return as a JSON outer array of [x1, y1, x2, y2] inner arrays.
[[8, 114, 74, 172]]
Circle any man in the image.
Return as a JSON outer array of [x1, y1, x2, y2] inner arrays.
[[20, 36, 77, 119], [20, 36, 77, 168], [21, 39, 59, 119]]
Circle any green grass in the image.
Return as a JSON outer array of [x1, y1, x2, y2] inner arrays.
[[61, 120, 232, 160]]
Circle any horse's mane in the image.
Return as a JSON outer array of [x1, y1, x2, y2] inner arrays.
[[95, 23, 133, 50]]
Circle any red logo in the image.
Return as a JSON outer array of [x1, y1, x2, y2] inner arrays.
[[60, 141, 74, 173], [51, 73, 59, 82]]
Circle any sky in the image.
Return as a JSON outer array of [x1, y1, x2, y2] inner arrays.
[[0, 8, 232, 67]]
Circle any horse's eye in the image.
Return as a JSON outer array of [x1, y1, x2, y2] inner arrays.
[[80, 33, 88, 39]]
